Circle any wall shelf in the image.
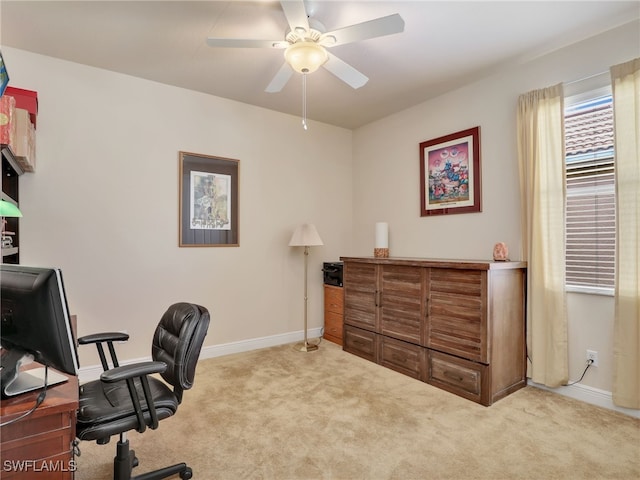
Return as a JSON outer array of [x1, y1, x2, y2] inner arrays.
[[2, 144, 22, 264]]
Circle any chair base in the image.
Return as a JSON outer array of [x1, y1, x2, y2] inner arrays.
[[114, 438, 192, 480]]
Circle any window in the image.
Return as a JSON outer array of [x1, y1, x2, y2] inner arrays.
[[564, 90, 615, 293]]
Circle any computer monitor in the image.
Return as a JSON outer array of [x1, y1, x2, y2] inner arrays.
[[0, 265, 79, 397]]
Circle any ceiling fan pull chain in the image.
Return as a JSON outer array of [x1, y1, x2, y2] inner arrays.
[[302, 72, 308, 130]]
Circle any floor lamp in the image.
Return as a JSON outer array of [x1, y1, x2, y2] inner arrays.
[[289, 223, 323, 352]]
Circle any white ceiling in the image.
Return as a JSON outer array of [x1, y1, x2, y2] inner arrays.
[[1, 1, 638, 129]]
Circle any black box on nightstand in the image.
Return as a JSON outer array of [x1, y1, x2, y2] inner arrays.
[[322, 262, 343, 287]]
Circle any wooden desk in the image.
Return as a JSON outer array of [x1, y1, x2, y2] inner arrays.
[[1, 312, 79, 479], [0, 371, 79, 479]]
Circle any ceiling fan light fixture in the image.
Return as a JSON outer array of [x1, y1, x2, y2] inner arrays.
[[284, 41, 328, 74]]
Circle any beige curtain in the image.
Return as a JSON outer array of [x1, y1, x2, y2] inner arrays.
[[517, 84, 568, 387], [611, 58, 640, 409]]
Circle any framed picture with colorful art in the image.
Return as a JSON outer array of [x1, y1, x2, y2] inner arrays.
[[179, 151, 239, 247], [419, 126, 481, 216]]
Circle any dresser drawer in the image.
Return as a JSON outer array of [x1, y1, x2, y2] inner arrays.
[[1, 410, 72, 443], [380, 336, 423, 380], [324, 311, 343, 345], [324, 285, 344, 313], [427, 350, 489, 405], [344, 325, 379, 363]]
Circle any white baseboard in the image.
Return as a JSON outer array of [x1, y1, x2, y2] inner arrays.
[[528, 379, 640, 418], [78, 327, 323, 383]]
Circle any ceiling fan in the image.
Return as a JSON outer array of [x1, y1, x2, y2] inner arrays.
[[206, 0, 405, 93]]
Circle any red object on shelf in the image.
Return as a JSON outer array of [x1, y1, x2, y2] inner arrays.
[[4, 86, 38, 128], [0, 94, 16, 145]]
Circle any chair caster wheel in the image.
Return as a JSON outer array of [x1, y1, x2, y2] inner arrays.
[[180, 467, 193, 479]]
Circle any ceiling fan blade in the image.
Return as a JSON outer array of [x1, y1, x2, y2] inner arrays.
[[322, 14, 404, 47], [206, 38, 286, 49], [265, 63, 294, 93], [280, 0, 309, 34], [323, 53, 368, 89]]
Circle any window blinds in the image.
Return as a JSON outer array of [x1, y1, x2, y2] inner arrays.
[[565, 95, 615, 289]]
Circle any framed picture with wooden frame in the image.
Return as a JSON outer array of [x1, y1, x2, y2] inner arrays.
[[179, 151, 239, 247], [419, 126, 481, 216]]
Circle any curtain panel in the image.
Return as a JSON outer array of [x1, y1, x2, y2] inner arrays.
[[517, 84, 569, 387], [611, 58, 640, 409]]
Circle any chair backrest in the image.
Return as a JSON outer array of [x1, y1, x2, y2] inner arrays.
[[151, 302, 210, 403]]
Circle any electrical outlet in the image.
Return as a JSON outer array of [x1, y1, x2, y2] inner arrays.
[[587, 350, 599, 367]]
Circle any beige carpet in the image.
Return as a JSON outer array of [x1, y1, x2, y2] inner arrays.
[[75, 340, 640, 480]]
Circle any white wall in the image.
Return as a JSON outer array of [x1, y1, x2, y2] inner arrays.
[[351, 21, 639, 399], [3, 48, 353, 366]]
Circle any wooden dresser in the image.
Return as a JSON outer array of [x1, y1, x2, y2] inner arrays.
[[323, 284, 344, 345], [341, 256, 527, 406]]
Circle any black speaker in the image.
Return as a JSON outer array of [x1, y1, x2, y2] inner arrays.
[[322, 262, 343, 287]]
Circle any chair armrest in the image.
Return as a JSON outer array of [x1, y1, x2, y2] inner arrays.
[[78, 332, 130, 344], [77, 332, 129, 371], [100, 361, 167, 383], [99, 360, 167, 433]]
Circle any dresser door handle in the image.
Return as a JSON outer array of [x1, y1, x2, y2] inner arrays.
[[374, 290, 383, 307]]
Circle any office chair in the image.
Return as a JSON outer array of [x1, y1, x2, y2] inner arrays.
[[76, 303, 210, 480]]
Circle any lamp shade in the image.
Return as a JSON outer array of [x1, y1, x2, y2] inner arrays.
[[0, 200, 22, 217], [289, 223, 323, 247]]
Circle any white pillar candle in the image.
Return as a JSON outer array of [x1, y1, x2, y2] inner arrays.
[[375, 222, 389, 249]]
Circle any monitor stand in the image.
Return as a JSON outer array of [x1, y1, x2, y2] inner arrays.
[[1, 348, 68, 398]]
